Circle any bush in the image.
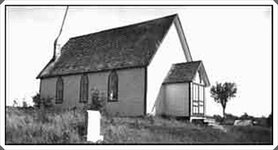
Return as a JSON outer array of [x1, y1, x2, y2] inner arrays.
[[89, 89, 106, 114], [42, 97, 54, 108], [32, 93, 53, 109], [22, 101, 28, 108], [239, 112, 253, 120], [32, 93, 41, 108], [267, 113, 272, 127], [213, 115, 223, 123], [225, 113, 238, 120], [220, 113, 238, 125]]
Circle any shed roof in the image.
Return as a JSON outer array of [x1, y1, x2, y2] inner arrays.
[[163, 61, 210, 86], [37, 14, 178, 78]]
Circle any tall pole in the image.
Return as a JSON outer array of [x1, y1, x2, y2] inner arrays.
[[53, 6, 69, 60]]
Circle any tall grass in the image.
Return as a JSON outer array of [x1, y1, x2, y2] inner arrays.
[[6, 107, 86, 144], [6, 107, 272, 144]]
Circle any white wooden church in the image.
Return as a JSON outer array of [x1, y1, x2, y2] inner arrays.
[[37, 14, 210, 121]]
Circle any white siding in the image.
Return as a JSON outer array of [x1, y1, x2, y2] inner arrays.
[[147, 24, 186, 114], [193, 71, 205, 85], [193, 71, 200, 84]]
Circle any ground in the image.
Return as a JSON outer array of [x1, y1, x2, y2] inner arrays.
[[5, 107, 273, 144]]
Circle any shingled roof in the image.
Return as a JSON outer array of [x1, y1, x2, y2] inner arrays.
[[163, 61, 210, 86], [37, 14, 178, 78]]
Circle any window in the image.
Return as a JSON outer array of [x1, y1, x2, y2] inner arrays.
[[199, 106, 204, 114], [56, 76, 64, 104], [192, 101, 199, 114], [193, 84, 199, 101], [192, 83, 204, 115], [108, 70, 118, 102], [199, 86, 204, 102], [80, 74, 89, 103]]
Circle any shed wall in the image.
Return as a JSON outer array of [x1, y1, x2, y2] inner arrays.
[[164, 83, 190, 116]]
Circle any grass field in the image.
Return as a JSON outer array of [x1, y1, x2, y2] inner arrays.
[[5, 107, 273, 144]]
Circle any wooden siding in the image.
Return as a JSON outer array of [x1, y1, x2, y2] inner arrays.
[[164, 83, 190, 116], [40, 67, 145, 116], [105, 68, 145, 116], [40, 77, 57, 104]]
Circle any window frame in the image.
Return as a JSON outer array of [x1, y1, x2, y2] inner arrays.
[[79, 74, 89, 103], [191, 83, 205, 116], [55, 76, 64, 104], [107, 70, 119, 102]]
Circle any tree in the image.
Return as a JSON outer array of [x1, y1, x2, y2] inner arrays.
[[210, 82, 237, 118]]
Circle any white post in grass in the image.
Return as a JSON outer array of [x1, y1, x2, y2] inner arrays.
[[87, 110, 103, 142]]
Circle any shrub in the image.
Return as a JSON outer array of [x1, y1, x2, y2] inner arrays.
[[22, 101, 28, 108], [89, 89, 106, 114], [32, 93, 41, 108], [239, 112, 253, 120], [267, 113, 273, 127], [42, 97, 54, 108], [221, 113, 238, 125], [12, 99, 19, 107], [32, 93, 53, 109], [213, 115, 223, 123], [225, 113, 238, 120]]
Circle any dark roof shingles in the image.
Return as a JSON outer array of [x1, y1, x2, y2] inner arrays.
[[39, 14, 177, 78], [163, 61, 202, 84]]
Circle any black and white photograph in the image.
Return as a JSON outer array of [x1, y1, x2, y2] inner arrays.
[[0, 0, 277, 149]]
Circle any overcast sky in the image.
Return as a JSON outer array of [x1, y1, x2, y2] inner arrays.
[[6, 6, 272, 117]]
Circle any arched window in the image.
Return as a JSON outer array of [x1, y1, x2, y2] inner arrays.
[[56, 76, 64, 104], [80, 74, 89, 103], [108, 70, 118, 102]]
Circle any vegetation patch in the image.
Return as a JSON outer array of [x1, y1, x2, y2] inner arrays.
[[5, 107, 272, 144]]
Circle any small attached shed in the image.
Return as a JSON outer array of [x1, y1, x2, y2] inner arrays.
[[155, 61, 210, 120]]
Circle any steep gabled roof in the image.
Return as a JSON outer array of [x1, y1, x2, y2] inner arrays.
[[163, 61, 210, 87], [37, 14, 178, 79]]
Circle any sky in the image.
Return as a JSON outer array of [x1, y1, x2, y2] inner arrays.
[[6, 6, 272, 117]]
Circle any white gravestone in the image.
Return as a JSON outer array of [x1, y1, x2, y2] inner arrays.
[[234, 119, 253, 126], [87, 110, 103, 142]]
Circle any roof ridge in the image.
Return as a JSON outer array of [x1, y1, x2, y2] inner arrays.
[[173, 60, 202, 65], [70, 14, 178, 40], [163, 60, 206, 84]]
